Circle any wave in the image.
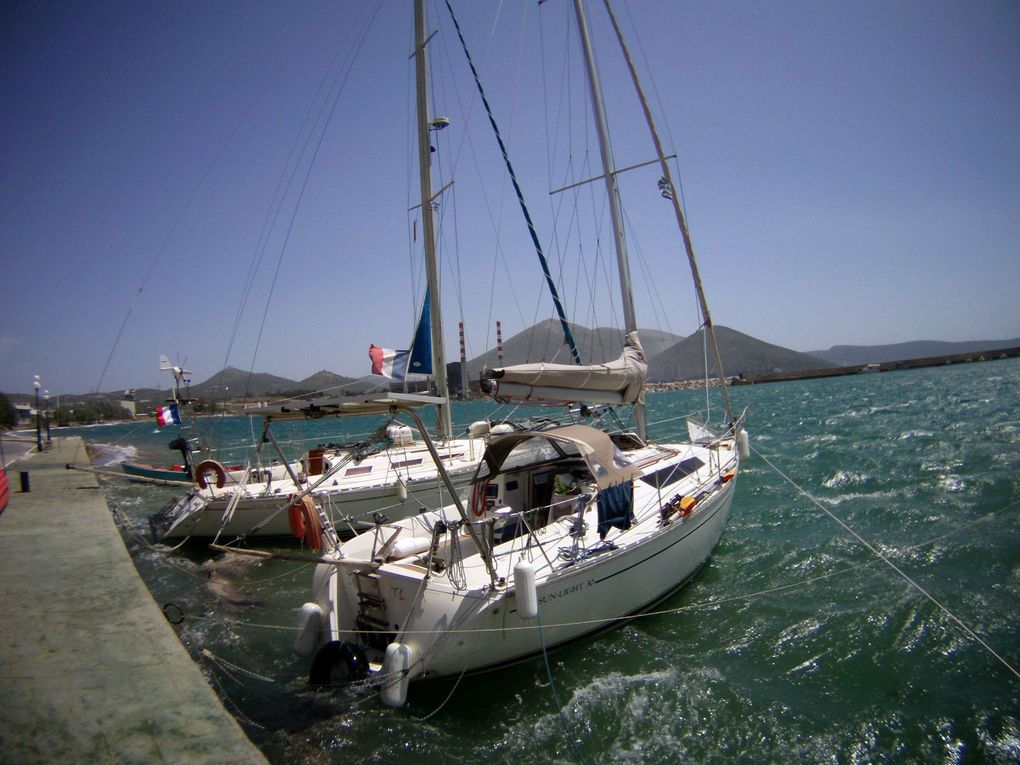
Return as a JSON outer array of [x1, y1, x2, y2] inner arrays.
[[87, 442, 138, 467]]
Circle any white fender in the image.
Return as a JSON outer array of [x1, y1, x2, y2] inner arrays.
[[380, 642, 414, 707], [737, 429, 750, 460], [294, 602, 324, 656], [396, 478, 408, 502], [514, 559, 538, 620], [386, 536, 431, 561], [468, 421, 490, 460], [468, 420, 491, 438]]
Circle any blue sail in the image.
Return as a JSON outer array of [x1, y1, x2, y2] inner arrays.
[[408, 287, 433, 375]]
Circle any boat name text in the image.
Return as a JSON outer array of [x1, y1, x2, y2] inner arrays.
[[538, 578, 595, 604]]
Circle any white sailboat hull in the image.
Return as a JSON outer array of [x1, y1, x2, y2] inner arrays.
[[151, 436, 485, 542], [304, 433, 739, 699]]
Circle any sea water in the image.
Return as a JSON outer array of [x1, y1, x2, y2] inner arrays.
[[69, 358, 1020, 763]]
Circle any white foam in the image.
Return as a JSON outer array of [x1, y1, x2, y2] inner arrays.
[[89, 442, 138, 467]]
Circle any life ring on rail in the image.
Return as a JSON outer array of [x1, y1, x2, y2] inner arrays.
[[195, 459, 227, 489], [288, 495, 323, 550], [309, 640, 369, 687]]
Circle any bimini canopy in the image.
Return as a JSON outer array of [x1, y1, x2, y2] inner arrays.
[[482, 423, 641, 490], [481, 331, 646, 406]]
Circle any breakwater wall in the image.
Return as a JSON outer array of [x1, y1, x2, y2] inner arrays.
[[646, 345, 1020, 391]]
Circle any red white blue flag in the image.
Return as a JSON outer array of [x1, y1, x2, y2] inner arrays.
[[156, 403, 182, 427], [369, 345, 410, 381]]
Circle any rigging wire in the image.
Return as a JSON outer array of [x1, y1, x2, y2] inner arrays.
[[421, 4, 532, 371], [168, 492, 1020, 643], [619, 2, 694, 244], [444, 0, 581, 365], [94, 89, 264, 395], [752, 444, 1020, 681], [244, 2, 384, 393], [404, 18, 427, 334], [221, 17, 366, 377], [157, 498, 1012, 746], [619, 202, 674, 339]]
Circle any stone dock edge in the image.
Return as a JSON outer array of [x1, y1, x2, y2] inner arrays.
[[0, 436, 268, 764]]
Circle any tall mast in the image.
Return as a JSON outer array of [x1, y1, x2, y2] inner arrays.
[[600, 0, 734, 424], [572, 0, 646, 440], [414, 0, 452, 439], [443, 0, 582, 366]]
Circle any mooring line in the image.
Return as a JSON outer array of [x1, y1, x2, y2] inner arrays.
[[536, 606, 586, 763], [174, 497, 1017, 637], [752, 443, 1020, 681], [201, 648, 277, 684], [411, 666, 467, 722]]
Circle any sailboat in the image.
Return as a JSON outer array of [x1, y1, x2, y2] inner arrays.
[[149, 303, 496, 545], [292, 0, 747, 707], [149, 397, 493, 542]]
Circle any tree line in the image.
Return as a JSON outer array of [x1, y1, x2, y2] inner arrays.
[[0, 392, 133, 428]]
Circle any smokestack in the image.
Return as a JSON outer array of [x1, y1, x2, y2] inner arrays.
[[458, 321, 468, 399]]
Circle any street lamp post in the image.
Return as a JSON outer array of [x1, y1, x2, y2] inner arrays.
[[44, 390, 51, 445], [33, 375, 41, 452]]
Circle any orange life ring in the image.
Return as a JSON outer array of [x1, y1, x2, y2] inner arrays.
[[195, 459, 227, 489], [288, 495, 323, 550], [471, 479, 490, 517], [288, 499, 307, 538]]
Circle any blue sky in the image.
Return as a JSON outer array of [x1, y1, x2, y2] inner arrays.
[[2, 0, 1018, 395]]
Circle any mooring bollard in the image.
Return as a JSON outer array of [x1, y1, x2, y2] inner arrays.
[[19, 471, 30, 493]]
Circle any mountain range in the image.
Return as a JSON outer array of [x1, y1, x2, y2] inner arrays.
[[31, 327, 1019, 402], [807, 338, 1020, 367], [184, 367, 375, 400], [460, 319, 830, 385]]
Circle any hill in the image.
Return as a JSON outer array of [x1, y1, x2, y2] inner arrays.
[[189, 367, 299, 398], [808, 338, 1020, 367], [463, 320, 826, 382], [647, 326, 832, 382], [465, 319, 681, 377], [36, 330, 1015, 401], [161, 367, 373, 399], [295, 370, 377, 397]]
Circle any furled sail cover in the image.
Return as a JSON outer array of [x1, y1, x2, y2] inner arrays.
[[481, 331, 646, 406]]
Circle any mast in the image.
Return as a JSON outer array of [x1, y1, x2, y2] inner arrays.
[[443, 0, 582, 365], [414, 0, 453, 439], [572, 0, 646, 440], [600, 0, 734, 424]]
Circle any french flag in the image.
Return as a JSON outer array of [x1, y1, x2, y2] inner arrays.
[[369, 344, 410, 381], [156, 403, 182, 427]]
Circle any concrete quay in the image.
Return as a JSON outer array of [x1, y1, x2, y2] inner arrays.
[[0, 437, 267, 764]]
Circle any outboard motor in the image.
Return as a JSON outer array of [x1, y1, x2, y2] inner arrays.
[[167, 437, 193, 478]]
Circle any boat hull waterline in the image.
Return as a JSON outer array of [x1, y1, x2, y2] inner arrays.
[[151, 437, 485, 542], [299, 432, 739, 704]]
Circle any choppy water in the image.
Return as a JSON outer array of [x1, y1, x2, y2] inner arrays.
[[67, 359, 1020, 763]]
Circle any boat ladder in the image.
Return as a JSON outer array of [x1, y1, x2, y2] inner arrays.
[[354, 570, 393, 651]]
